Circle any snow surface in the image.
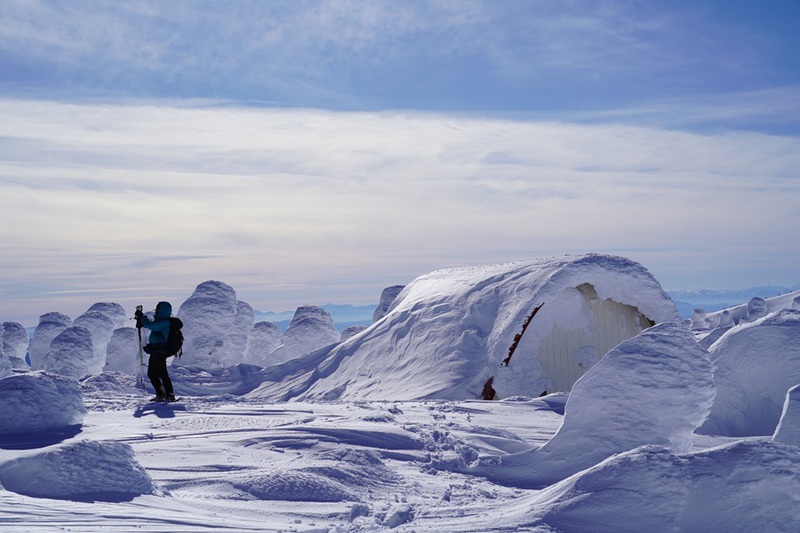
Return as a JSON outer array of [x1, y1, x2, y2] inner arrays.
[[699, 309, 800, 437], [2, 254, 800, 531]]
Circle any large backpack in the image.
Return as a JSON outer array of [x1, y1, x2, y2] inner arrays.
[[166, 317, 184, 358]]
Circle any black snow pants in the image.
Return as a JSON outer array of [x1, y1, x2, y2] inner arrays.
[[146, 346, 174, 396]]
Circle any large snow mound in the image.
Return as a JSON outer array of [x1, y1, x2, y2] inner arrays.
[[265, 305, 340, 364], [28, 312, 72, 370], [468, 322, 713, 488], [0, 371, 86, 435], [175, 280, 253, 369], [531, 441, 800, 532], [699, 309, 800, 437], [0, 440, 156, 501], [104, 327, 140, 376], [250, 254, 679, 402], [39, 325, 95, 380], [2, 321, 29, 363]]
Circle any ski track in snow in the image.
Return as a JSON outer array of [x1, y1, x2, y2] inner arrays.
[[0, 391, 567, 532]]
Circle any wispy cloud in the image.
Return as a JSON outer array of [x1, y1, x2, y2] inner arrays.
[[2, 1, 794, 112], [1, 98, 799, 323]]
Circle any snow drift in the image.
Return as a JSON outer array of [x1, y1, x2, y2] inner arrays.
[[467, 322, 714, 488], [699, 309, 800, 437], [0, 371, 86, 435], [250, 254, 679, 402], [0, 440, 156, 502], [528, 441, 800, 532]]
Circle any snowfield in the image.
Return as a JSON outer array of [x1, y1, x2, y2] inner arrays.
[[1, 254, 800, 532]]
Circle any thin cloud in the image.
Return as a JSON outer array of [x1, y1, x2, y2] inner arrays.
[[2, 1, 790, 111], [1, 99, 799, 324]]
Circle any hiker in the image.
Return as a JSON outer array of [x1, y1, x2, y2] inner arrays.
[[135, 301, 177, 402]]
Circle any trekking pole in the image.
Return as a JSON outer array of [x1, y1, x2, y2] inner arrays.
[[135, 305, 145, 389]]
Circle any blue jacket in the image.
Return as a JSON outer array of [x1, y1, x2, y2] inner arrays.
[[140, 301, 172, 346]]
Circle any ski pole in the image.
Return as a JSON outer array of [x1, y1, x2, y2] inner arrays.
[[135, 305, 145, 389]]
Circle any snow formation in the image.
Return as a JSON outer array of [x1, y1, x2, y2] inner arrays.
[[73, 310, 115, 374], [251, 254, 679, 402], [175, 280, 252, 369], [2, 321, 29, 367], [0, 440, 156, 501], [39, 325, 95, 380], [264, 305, 340, 364], [468, 322, 714, 488], [0, 371, 86, 434], [773, 383, 800, 446], [243, 321, 282, 366], [0, 341, 10, 379], [1, 253, 799, 531], [86, 302, 127, 329], [529, 441, 800, 532], [698, 309, 800, 436], [104, 327, 140, 376], [372, 284, 405, 322], [28, 312, 72, 370]]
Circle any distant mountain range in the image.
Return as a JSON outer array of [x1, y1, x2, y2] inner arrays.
[[667, 284, 800, 318], [254, 303, 377, 332]]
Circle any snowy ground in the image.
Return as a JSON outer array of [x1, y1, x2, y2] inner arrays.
[[2, 372, 779, 533], [1, 379, 571, 532]]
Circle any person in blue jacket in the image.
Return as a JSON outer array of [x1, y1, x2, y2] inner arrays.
[[135, 301, 176, 402]]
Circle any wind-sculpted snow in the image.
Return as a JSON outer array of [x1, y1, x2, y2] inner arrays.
[[0, 349, 10, 379], [0, 440, 156, 501], [265, 305, 340, 364], [699, 309, 800, 437], [251, 254, 679, 402], [0, 371, 85, 435], [2, 321, 29, 368], [39, 325, 95, 380], [175, 280, 244, 369], [529, 441, 800, 532], [224, 300, 254, 368], [373, 284, 405, 322], [774, 384, 800, 446], [701, 289, 800, 328], [467, 322, 714, 488], [28, 311, 71, 370], [86, 302, 127, 329], [230, 470, 357, 502], [104, 327, 140, 376], [0, 387, 798, 531], [243, 321, 282, 366], [73, 310, 114, 374]]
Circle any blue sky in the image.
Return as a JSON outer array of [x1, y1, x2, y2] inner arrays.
[[1, 0, 799, 324]]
